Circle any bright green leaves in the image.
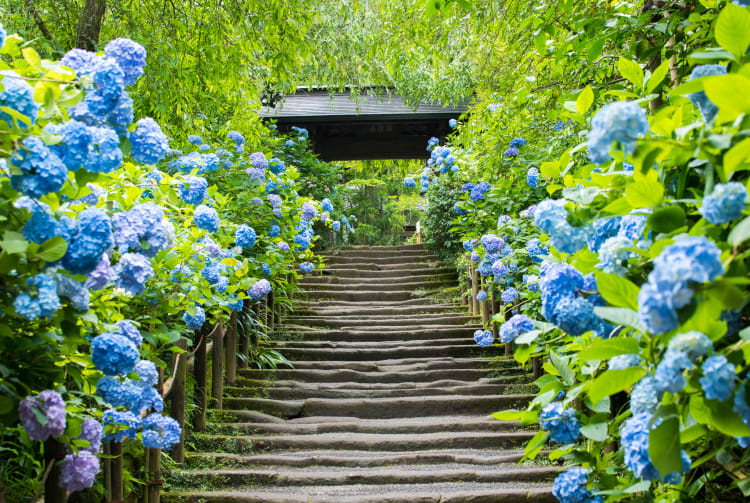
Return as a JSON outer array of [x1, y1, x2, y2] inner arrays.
[[577, 337, 640, 361], [728, 216, 750, 247], [619, 57, 644, 91], [0, 231, 29, 255], [649, 405, 683, 477], [587, 367, 646, 404], [724, 138, 750, 176], [645, 60, 671, 94], [576, 86, 594, 114], [625, 169, 663, 208], [715, 3, 750, 60], [690, 395, 750, 437], [594, 272, 640, 311], [647, 206, 686, 234], [703, 74, 750, 119]]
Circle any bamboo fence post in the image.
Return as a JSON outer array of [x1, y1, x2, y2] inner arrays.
[[145, 448, 161, 503], [103, 442, 111, 499], [211, 324, 224, 409], [110, 442, 123, 503], [43, 439, 65, 503], [238, 304, 250, 369], [504, 300, 513, 357], [171, 337, 187, 465], [481, 279, 489, 327], [490, 294, 499, 341], [533, 356, 543, 379], [193, 329, 207, 432], [471, 268, 479, 316], [225, 311, 238, 386], [268, 290, 275, 330], [263, 296, 269, 336]]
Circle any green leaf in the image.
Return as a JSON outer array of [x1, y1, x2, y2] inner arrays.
[[647, 206, 686, 234], [601, 196, 633, 216], [580, 422, 609, 442], [715, 3, 750, 59], [576, 86, 594, 114], [35, 236, 68, 262], [515, 329, 540, 345], [22, 47, 42, 70], [594, 307, 645, 332], [524, 429, 549, 460], [646, 60, 671, 94], [492, 410, 524, 421], [540, 161, 560, 179], [549, 350, 575, 386], [577, 337, 640, 361], [690, 395, 750, 437], [724, 138, 750, 175], [649, 405, 682, 477], [587, 367, 646, 404], [619, 57, 644, 90], [703, 74, 750, 117], [728, 216, 750, 247], [587, 39, 605, 63], [625, 176, 664, 208], [0, 231, 29, 255], [594, 272, 640, 310]]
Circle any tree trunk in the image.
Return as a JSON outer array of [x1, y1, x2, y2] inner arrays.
[[75, 0, 106, 51]]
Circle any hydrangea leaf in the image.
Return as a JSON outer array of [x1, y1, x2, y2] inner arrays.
[[549, 350, 575, 386], [625, 174, 663, 208], [645, 59, 671, 94], [577, 337, 640, 361], [35, 236, 68, 262], [594, 272, 640, 311], [619, 57, 644, 90], [649, 404, 683, 477], [724, 138, 750, 176], [715, 3, 750, 59], [689, 395, 750, 437], [580, 422, 608, 442], [587, 367, 646, 404], [593, 307, 646, 332], [703, 74, 750, 118], [728, 215, 750, 247], [646, 206, 686, 234], [0, 231, 29, 255], [576, 86, 594, 114]]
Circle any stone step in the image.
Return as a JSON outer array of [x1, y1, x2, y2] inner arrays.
[[226, 382, 535, 400], [204, 416, 523, 436], [221, 394, 534, 419], [285, 314, 474, 327], [300, 289, 440, 302], [300, 272, 457, 286], [237, 367, 528, 384], [292, 304, 463, 318], [183, 448, 542, 469], [163, 483, 555, 503], [337, 244, 428, 253], [283, 357, 505, 371], [321, 266, 456, 278], [191, 430, 537, 452], [297, 298, 459, 308], [322, 247, 429, 258], [323, 254, 443, 265], [274, 338, 478, 349], [300, 279, 454, 292], [167, 465, 560, 489], [274, 344, 486, 362], [276, 329, 479, 342]]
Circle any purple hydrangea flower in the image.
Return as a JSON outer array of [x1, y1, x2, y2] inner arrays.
[[249, 152, 268, 170], [84, 254, 115, 290], [59, 451, 100, 492], [301, 201, 318, 222], [248, 279, 272, 300], [75, 417, 103, 453], [19, 390, 66, 441]]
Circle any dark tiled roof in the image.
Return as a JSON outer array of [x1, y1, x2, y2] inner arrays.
[[259, 91, 469, 121]]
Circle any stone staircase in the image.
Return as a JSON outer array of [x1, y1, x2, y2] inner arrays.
[[163, 244, 557, 502]]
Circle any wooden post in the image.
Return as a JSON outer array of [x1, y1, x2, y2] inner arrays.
[[103, 442, 111, 498], [110, 442, 123, 503], [268, 290, 275, 331], [490, 294, 499, 341], [145, 448, 161, 503], [171, 337, 187, 465], [225, 311, 238, 386], [193, 330, 207, 432], [263, 297, 269, 335], [471, 268, 479, 316], [44, 439, 66, 503], [211, 324, 224, 409], [533, 356, 543, 379], [481, 279, 490, 327]]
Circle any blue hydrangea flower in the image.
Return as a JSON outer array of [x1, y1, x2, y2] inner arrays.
[[183, 305, 205, 330], [188, 135, 203, 145], [597, 236, 635, 275], [22, 208, 73, 245], [669, 331, 712, 361], [453, 202, 467, 215], [299, 262, 314, 274], [13, 273, 61, 320], [552, 296, 601, 336], [501, 287, 519, 304], [552, 121, 565, 131], [540, 402, 580, 444], [609, 354, 642, 370], [734, 382, 750, 428], [527, 167, 539, 188], [262, 263, 271, 276], [142, 413, 182, 450], [491, 260, 510, 280], [503, 147, 519, 157], [448, 118, 458, 128], [301, 201, 317, 222], [249, 152, 268, 171], [10, 137, 68, 198], [333, 221, 341, 232], [267, 194, 282, 208], [321, 198, 334, 213], [618, 213, 648, 241], [461, 182, 475, 192], [588, 101, 649, 165], [216, 276, 229, 293], [481, 233, 504, 253], [117, 320, 142, 346], [621, 413, 660, 480], [0, 71, 39, 128], [19, 390, 67, 441], [476, 290, 488, 302], [107, 92, 134, 132], [85, 59, 125, 116], [534, 199, 592, 255], [104, 38, 146, 86], [700, 182, 748, 224], [130, 117, 168, 165], [269, 224, 281, 238], [102, 409, 140, 443], [194, 205, 220, 233], [268, 157, 285, 174], [55, 274, 90, 311], [201, 264, 221, 285], [96, 376, 141, 410], [294, 233, 310, 251], [510, 137, 527, 148], [227, 131, 245, 144], [234, 224, 256, 249], [462, 239, 475, 252], [111, 203, 172, 258], [91, 332, 139, 376], [700, 355, 736, 402], [654, 348, 692, 394], [688, 65, 726, 124], [552, 467, 593, 503], [523, 274, 540, 292], [278, 241, 290, 251], [499, 314, 535, 343], [248, 279, 272, 300], [250, 197, 263, 206], [630, 376, 663, 414], [469, 182, 492, 202], [61, 207, 113, 275], [179, 176, 208, 205], [403, 177, 417, 188], [61, 49, 99, 77], [114, 252, 154, 295], [588, 217, 622, 252], [473, 329, 493, 347]]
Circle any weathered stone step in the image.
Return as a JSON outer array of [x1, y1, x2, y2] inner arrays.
[[274, 344, 485, 362], [167, 465, 560, 489], [277, 327, 479, 342], [301, 280, 453, 292], [300, 289, 439, 302], [285, 314, 474, 327], [292, 305, 463, 318], [298, 298, 459, 309], [205, 416, 523, 435], [162, 483, 555, 503], [226, 382, 535, 400], [284, 357, 503, 371], [300, 272, 457, 286], [321, 266, 456, 278], [237, 367, 528, 384], [323, 254, 443, 266], [184, 448, 540, 469], [337, 244, 428, 253], [191, 430, 536, 452], [274, 338, 478, 349], [221, 394, 534, 419], [323, 247, 429, 258]]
